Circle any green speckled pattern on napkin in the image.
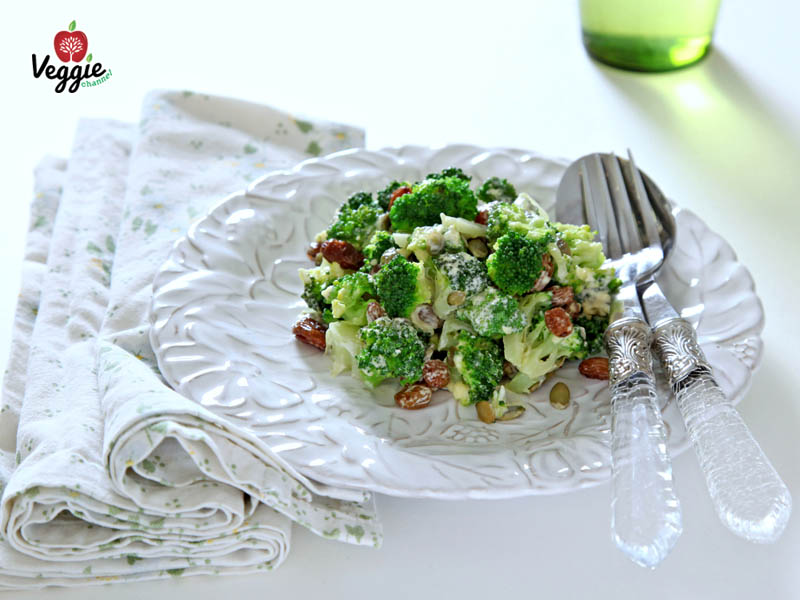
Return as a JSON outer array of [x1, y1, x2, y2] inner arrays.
[[0, 91, 379, 589]]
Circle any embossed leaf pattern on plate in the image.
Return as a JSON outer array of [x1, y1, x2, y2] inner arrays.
[[149, 146, 764, 498]]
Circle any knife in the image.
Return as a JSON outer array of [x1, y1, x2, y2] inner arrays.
[[640, 278, 792, 542]]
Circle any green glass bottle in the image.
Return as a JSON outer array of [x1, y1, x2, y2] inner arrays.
[[579, 0, 721, 71]]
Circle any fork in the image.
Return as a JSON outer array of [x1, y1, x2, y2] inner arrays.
[[626, 153, 792, 543], [579, 154, 682, 568]]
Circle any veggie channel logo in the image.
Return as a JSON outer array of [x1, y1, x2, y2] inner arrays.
[[32, 20, 112, 93]]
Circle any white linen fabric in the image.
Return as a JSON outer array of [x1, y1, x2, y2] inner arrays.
[[0, 91, 380, 589]]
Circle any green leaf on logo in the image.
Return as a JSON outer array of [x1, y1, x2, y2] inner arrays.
[[86, 53, 93, 63], [69, 20, 76, 32]]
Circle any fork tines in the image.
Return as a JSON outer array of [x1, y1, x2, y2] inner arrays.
[[577, 152, 663, 259]]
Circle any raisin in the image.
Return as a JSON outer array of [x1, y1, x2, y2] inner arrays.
[[566, 301, 581, 318], [422, 359, 450, 390], [532, 254, 554, 291], [292, 316, 327, 350], [503, 360, 518, 378], [366, 301, 387, 323], [544, 307, 573, 337], [542, 253, 554, 276], [411, 304, 441, 332], [549, 285, 574, 307], [395, 384, 432, 410], [320, 240, 364, 270], [474, 210, 489, 225], [388, 185, 412, 210], [306, 242, 322, 262]]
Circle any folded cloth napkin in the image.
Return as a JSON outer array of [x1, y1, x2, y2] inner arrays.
[[0, 91, 380, 589]]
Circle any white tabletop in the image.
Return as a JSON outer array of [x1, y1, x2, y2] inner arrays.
[[4, 1, 799, 598]]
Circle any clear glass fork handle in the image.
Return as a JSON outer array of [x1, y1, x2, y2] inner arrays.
[[605, 318, 683, 568], [653, 319, 792, 542]]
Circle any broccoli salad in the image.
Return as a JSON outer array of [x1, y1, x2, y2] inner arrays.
[[292, 168, 619, 423]]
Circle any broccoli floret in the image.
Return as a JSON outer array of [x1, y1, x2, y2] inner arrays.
[[357, 317, 426, 385], [327, 198, 382, 250], [477, 177, 517, 204], [452, 331, 504, 405], [301, 279, 329, 315], [503, 311, 587, 387], [553, 222, 606, 270], [362, 230, 397, 268], [426, 167, 471, 181], [376, 181, 411, 211], [389, 176, 478, 232], [575, 314, 609, 356], [299, 259, 347, 317], [547, 222, 619, 295], [485, 200, 550, 243], [373, 254, 432, 318], [343, 191, 376, 211], [456, 288, 525, 338], [327, 271, 376, 326], [434, 253, 489, 293], [487, 230, 554, 296], [518, 291, 552, 319], [431, 252, 489, 319], [486, 201, 529, 242], [325, 321, 363, 376]]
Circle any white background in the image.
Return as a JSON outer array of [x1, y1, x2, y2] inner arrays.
[[3, 1, 800, 598]]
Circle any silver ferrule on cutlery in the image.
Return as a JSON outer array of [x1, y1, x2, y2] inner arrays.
[[641, 281, 712, 383]]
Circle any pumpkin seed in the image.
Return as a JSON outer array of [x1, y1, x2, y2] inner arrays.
[[497, 405, 525, 421], [467, 238, 489, 258], [447, 291, 466, 306], [549, 382, 570, 410], [476, 401, 495, 424]]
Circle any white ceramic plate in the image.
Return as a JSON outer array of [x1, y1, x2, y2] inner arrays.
[[149, 145, 764, 499]]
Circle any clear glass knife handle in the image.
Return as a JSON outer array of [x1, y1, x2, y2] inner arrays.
[[605, 318, 683, 568], [653, 319, 792, 543]]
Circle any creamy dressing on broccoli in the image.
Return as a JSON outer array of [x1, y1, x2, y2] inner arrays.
[[435, 253, 487, 295], [580, 288, 612, 316], [299, 169, 617, 418]]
